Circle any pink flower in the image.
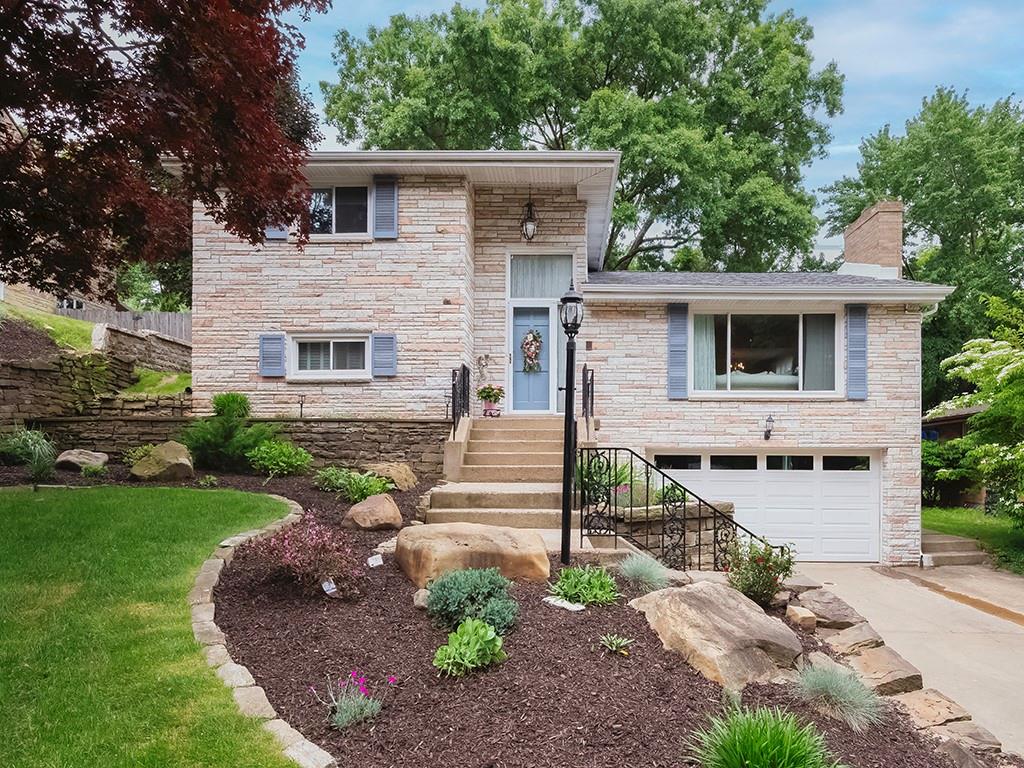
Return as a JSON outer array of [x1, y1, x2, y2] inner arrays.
[[350, 670, 358, 679], [387, 675, 397, 685]]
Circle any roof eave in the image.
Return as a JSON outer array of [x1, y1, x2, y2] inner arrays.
[[582, 283, 955, 304]]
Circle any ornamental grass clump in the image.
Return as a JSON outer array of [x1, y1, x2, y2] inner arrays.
[[432, 618, 507, 677], [0, 427, 55, 466], [725, 537, 795, 608], [250, 521, 364, 598], [689, 706, 842, 768], [797, 665, 884, 732], [549, 565, 619, 605], [311, 670, 397, 730], [617, 553, 669, 592], [427, 567, 519, 635]]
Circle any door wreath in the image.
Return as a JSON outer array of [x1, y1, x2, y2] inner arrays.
[[521, 329, 543, 373]]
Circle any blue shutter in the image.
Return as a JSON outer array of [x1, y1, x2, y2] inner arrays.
[[372, 177, 399, 239], [667, 303, 689, 400], [264, 224, 288, 241], [845, 305, 868, 400], [371, 333, 398, 377], [258, 334, 286, 377]]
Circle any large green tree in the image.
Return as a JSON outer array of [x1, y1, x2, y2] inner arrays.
[[323, 0, 843, 271], [823, 88, 1024, 408]]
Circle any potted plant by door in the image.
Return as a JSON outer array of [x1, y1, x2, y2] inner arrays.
[[476, 385, 505, 417]]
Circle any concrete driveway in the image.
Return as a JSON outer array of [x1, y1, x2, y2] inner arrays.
[[799, 562, 1024, 757]]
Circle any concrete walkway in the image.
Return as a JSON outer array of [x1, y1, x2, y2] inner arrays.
[[799, 562, 1024, 756]]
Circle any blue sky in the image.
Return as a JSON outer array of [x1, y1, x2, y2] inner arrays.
[[286, 0, 1024, 251]]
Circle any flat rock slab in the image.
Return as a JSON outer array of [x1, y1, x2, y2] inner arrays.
[[783, 573, 822, 595], [931, 720, 1002, 753], [543, 596, 585, 612], [786, 604, 816, 631], [893, 688, 971, 729], [848, 645, 922, 695], [937, 738, 989, 768], [263, 718, 305, 750], [795, 589, 866, 629], [55, 449, 108, 470], [630, 582, 802, 690], [284, 739, 338, 768], [395, 522, 550, 588], [825, 622, 883, 656], [216, 662, 255, 688]]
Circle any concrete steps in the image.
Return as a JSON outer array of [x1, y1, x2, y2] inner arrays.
[[425, 507, 577, 528], [472, 416, 564, 430], [430, 482, 562, 510], [471, 427, 563, 442], [457, 464, 562, 482], [463, 451, 563, 466], [921, 531, 987, 567], [467, 440, 562, 453]]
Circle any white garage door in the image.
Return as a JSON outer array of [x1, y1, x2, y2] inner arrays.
[[657, 452, 880, 562]]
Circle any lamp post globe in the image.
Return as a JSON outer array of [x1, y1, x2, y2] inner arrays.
[[558, 281, 584, 337], [558, 279, 584, 565]]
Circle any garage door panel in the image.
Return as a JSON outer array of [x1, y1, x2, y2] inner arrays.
[[821, 536, 876, 559], [763, 504, 817, 526]]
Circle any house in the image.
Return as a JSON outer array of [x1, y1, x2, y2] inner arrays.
[[190, 151, 953, 566]]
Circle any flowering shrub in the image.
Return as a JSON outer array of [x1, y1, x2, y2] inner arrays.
[[476, 384, 505, 403], [250, 522, 364, 597], [432, 618, 507, 677], [725, 537, 794, 608], [311, 670, 397, 730]]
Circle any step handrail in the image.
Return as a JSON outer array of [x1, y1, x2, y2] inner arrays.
[[576, 446, 786, 571]]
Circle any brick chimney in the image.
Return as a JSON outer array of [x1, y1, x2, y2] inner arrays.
[[838, 200, 904, 279]]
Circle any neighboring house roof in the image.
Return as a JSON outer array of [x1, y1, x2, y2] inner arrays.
[[302, 150, 621, 271], [922, 405, 987, 425], [584, 270, 955, 303]]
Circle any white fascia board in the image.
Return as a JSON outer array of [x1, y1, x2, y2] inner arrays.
[[581, 283, 955, 304]]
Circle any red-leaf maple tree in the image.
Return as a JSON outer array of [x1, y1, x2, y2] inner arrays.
[[0, 0, 327, 299]]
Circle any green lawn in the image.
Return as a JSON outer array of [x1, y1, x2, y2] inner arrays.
[[0, 301, 95, 351], [923, 506, 1024, 575], [0, 487, 295, 768], [123, 366, 193, 395]]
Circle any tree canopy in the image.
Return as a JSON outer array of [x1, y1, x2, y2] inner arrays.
[[823, 88, 1024, 408], [323, 0, 843, 271], [0, 0, 326, 299]]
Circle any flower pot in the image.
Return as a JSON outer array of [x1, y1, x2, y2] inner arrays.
[[482, 401, 501, 417]]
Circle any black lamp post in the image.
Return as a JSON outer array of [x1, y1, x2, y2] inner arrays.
[[558, 279, 584, 565]]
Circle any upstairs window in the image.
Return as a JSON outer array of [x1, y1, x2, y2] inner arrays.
[[308, 186, 369, 235], [692, 313, 836, 393]]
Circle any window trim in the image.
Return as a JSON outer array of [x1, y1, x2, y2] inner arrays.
[[307, 185, 372, 240], [286, 333, 371, 381], [689, 310, 843, 399]]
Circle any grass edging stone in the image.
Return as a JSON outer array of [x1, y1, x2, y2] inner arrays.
[[190, 493, 337, 768]]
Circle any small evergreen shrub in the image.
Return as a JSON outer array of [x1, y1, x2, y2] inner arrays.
[[0, 428, 54, 465], [725, 537, 795, 608], [80, 464, 108, 478], [549, 565, 619, 605], [246, 441, 313, 478], [797, 665, 883, 732], [432, 618, 507, 677], [122, 443, 155, 467], [249, 521, 364, 597], [313, 466, 394, 502], [179, 392, 279, 471], [197, 474, 219, 488], [211, 392, 251, 419], [617, 553, 669, 592], [427, 568, 519, 635], [689, 706, 841, 768]]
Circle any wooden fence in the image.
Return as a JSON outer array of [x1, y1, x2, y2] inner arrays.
[[57, 309, 192, 342]]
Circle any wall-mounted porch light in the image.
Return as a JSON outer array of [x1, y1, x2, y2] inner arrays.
[[520, 192, 539, 241], [763, 414, 775, 441]]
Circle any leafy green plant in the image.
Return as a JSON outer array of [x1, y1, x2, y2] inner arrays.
[[599, 633, 634, 657], [0, 428, 54, 466], [617, 553, 669, 592], [475, 384, 505, 403], [122, 443, 155, 468], [432, 618, 507, 677], [246, 441, 313, 479], [725, 537, 795, 608], [549, 565, 619, 605], [427, 568, 519, 635], [179, 392, 279, 471], [26, 444, 56, 483], [197, 474, 219, 488], [575, 458, 635, 502], [689, 706, 842, 768], [81, 464, 108, 478], [797, 665, 883, 732], [921, 438, 977, 507], [313, 466, 393, 502]]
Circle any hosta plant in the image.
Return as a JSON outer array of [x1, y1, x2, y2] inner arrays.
[[432, 618, 507, 677], [549, 565, 619, 606]]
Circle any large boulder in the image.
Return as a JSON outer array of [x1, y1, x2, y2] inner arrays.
[[342, 494, 403, 531], [629, 582, 803, 690], [364, 462, 417, 492], [130, 440, 193, 481], [56, 449, 108, 470], [395, 523, 549, 588], [794, 589, 865, 629]]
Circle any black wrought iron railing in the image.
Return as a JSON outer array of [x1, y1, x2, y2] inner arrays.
[[576, 447, 781, 571], [581, 364, 594, 421], [450, 364, 470, 435]]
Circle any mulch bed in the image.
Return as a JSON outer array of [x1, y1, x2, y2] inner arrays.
[[0, 464, 997, 768], [0, 317, 58, 362]]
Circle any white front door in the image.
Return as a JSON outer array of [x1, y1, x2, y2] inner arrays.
[[659, 451, 881, 562]]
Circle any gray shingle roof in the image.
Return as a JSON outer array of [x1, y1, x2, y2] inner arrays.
[[587, 271, 944, 290]]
